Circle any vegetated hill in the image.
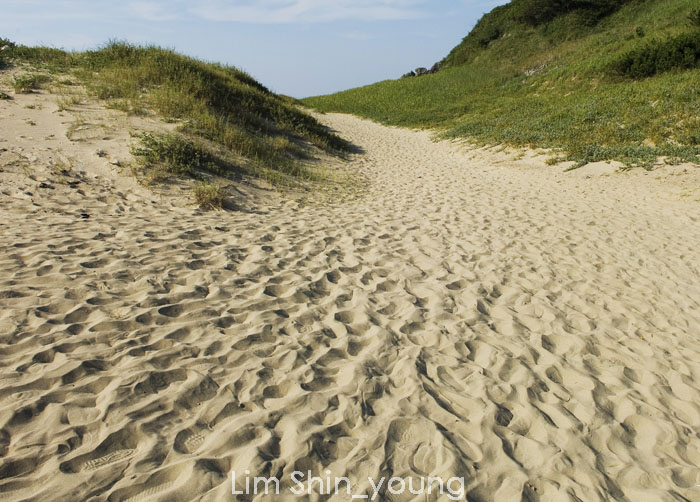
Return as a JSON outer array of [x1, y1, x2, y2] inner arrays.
[[0, 39, 351, 190], [305, 0, 700, 168]]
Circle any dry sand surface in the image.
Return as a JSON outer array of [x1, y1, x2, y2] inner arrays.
[[1, 89, 700, 502]]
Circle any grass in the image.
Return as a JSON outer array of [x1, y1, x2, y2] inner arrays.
[[12, 74, 51, 93], [48, 158, 75, 184], [56, 94, 83, 111], [65, 116, 89, 141], [130, 132, 215, 176], [193, 181, 225, 209], [1, 40, 351, 188], [304, 0, 700, 169]]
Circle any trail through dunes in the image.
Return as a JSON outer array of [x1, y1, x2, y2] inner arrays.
[[1, 110, 700, 502]]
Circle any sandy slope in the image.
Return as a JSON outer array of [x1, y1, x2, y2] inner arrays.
[[1, 96, 700, 502]]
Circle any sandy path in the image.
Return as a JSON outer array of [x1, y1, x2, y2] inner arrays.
[[1, 110, 699, 502]]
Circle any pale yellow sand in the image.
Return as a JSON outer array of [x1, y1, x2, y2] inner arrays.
[[1, 87, 700, 502]]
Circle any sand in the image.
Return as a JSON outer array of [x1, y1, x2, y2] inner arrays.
[[1, 86, 700, 502]]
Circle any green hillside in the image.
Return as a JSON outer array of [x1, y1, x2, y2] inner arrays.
[[0, 40, 350, 188], [305, 0, 700, 168]]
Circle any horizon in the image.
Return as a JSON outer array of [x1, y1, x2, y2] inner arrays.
[[0, 0, 508, 98]]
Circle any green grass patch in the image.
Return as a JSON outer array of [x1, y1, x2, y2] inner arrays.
[[305, 0, 700, 168]]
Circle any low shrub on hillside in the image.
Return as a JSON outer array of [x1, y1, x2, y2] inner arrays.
[[690, 9, 700, 28], [515, 0, 635, 27], [477, 26, 503, 48], [611, 31, 700, 78]]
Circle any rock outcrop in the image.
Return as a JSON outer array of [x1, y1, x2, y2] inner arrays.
[[401, 61, 443, 79], [430, 61, 443, 73]]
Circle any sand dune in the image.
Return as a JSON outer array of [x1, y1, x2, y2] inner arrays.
[[1, 93, 700, 502]]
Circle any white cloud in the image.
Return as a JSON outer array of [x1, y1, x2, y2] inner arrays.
[[129, 1, 179, 21], [147, 0, 428, 24]]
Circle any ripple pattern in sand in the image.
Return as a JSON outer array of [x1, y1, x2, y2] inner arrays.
[[1, 113, 700, 502]]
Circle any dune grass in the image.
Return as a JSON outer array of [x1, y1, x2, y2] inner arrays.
[[12, 73, 51, 93], [193, 181, 225, 210], [304, 0, 700, 169], [1, 39, 351, 185]]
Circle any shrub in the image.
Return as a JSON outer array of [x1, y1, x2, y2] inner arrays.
[[477, 26, 503, 47], [690, 9, 700, 28], [515, 0, 634, 27], [0, 37, 15, 68], [193, 181, 224, 209], [611, 31, 700, 78]]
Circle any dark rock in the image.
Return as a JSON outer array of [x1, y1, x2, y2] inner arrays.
[[401, 61, 442, 79]]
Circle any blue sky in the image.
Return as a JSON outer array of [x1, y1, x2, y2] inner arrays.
[[1, 0, 508, 97]]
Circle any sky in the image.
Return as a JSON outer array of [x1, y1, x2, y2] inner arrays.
[[1, 0, 508, 98]]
